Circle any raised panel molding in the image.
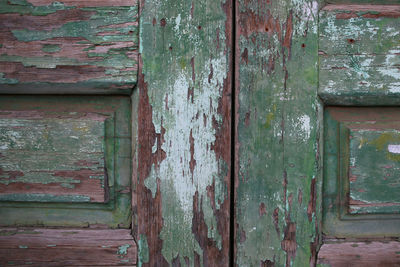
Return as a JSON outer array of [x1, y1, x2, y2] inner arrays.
[[0, 96, 131, 228], [323, 107, 400, 238]]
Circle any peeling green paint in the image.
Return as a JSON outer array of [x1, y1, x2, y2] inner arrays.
[[138, 0, 231, 265], [0, 73, 18, 84], [138, 234, 149, 266], [18, 245, 28, 249], [0, 229, 41, 236], [0, 0, 138, 94], [0, 96, 131, 228], [319, 8, 400, 105], [41, 44, 62, 53], [0, 0, 72, 16], [117, 244, 131, 256], [11, 7, 137, 43], [236, 0, 321, 266], [0, 193, 91, 202]]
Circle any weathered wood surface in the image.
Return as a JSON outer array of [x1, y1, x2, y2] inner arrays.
[[319, 5, 400, 105], [323, 107, 400, 238], [235, 0, 321, 266], [349, 129, 400, 214], [0, 96, 132, 228], [137, 0, 232, 265], [0, 111, 108, 203], [0, 0, 138, 94], [0, 228, 137, 266], [325, 1, 400, 5], [317, 240, 400, 267]]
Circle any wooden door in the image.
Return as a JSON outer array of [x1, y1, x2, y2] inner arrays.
[[1, 0, 399, 266]]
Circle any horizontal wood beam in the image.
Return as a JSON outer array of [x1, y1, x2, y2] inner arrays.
[[0, 228, 137, 266]]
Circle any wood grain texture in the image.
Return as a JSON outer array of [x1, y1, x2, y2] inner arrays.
[[317, 240, 400, 267], [324, 1, 400, 5], [319, 6, 400, 105], [137, 0, 232, 265], [0, 96, 131, 228], [0, 0, 138, 94], [0, 228, 136, 266], [235, 0, 321, 266], [0, 111, 108, 203]]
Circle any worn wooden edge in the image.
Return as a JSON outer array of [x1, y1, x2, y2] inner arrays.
[[317, 240, 400, 267], [322, 4, 400, 12], [130, 87, 139, 240], [318, 93, 400, 106], [0, 228, 137, 266], [26, 0, 138, 7]]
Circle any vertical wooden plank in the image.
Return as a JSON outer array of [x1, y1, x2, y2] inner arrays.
[[137, 0, 232, 265], [235, 0, 321, 266]]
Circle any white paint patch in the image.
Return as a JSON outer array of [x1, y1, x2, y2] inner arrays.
[[299, 115, 311, 139], [378, 54, 400, 80], [302, 1, 318, 22], [174, 14, 181, 32], [388, 82, 400, 93], [350, 157, 356, 166], [388, 144, 400, 154], [293, 0, 318, 34]]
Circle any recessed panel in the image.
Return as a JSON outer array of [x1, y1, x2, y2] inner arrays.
[[0, 96, 131, 228], [323, 107, 400, 237], [0, 111, 108, 203], [349, 129, 400, 214]]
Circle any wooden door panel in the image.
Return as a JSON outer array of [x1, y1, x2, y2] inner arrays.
[[319, 4, 400, 105], [0, 228, 137, 266], [0, 110, 108, 203], [0, 96, 131, 228], [0, 0, 138, 95]]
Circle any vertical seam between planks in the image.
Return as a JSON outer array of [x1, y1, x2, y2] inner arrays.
[[229, 0, 236, 266]]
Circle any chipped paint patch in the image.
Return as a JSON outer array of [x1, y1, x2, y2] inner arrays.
[[388, 144, 400, 154], [117, 244, 131, 256], [138, 234, 149, 265]]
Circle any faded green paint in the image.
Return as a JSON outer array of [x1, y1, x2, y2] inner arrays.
[[41, 44, 62, 53], [325, 0, 399, 4], [349, 130, 400, 214], [0, 0, 138, 94], [0, 115, 107, 202], [138, 234, 149, 266], [235, 0, 321, 266], [117, 244, 131, 255], [319, 8, 400, 105], [0, 229, 41, 236], [0, 96, 131, 228], [0, 0, 72, 16], [138, 0, 231, 265], [0, 194, 91, 202]]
